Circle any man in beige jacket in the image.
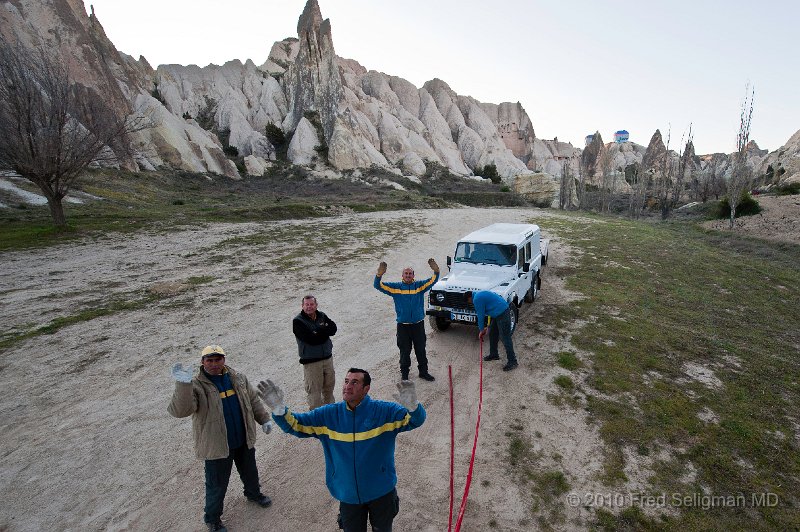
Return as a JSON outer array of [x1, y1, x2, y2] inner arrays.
[[168, 345, 273, 532]]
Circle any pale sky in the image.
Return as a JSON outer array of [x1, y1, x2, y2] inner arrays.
[[86, 0, 799, 155]]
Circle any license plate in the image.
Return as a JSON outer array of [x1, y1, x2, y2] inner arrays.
[[452, 313, 476, 322]]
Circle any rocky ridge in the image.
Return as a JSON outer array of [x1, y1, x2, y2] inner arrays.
[[1, 0, 797, 203]]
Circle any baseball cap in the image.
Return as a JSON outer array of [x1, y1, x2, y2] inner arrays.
[[201, 345, 226, 358]]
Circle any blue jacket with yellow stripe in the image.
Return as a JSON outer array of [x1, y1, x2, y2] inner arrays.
[[272, 394, 426, 504], [373, 272, 439, 323]]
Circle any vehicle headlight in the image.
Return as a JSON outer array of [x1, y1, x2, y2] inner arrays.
[[436, 292, 445, 302]]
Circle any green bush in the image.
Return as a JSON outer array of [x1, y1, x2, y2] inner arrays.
[[716, 191, 761, 219], [475, 163, 501, 184], [776, 182, 800, 195], [265, 123, 286, 147], [223, 145, 239, 157]]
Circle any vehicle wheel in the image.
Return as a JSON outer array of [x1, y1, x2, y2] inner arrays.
[[509, 304, 519, 334], [429, 315, 451, 331], [524, 274, 539, 303], [542, 252, 548, 266]]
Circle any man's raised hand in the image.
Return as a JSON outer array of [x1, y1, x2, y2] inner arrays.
[[257, 379, 286, 415], [392, 380, 418, 412]]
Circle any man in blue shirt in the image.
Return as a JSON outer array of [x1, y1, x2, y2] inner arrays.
[[465, 291, 518, 371], [259, 368, 425, 532], [374, 259, 439, 381]]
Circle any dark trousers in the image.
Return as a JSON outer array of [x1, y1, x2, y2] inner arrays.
[[489, 308, 517, 363], [397, 321, 428, 377], [338, 488, 400, 532], [204, 445, 262, 524]]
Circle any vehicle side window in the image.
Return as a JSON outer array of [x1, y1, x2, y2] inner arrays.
[[517, 248, 524, 269], [525, 241, 531, 262]]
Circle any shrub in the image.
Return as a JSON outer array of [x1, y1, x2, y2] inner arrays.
[[223, 145, 239, 157], [182, 112, 191, 120], [196, 96, 217, 131], [716, 191, 761, 219], [151, 82, 165, 104], [265, 122, 286, 147], [475, 163, 501, 184], [776, 182, 800, 195]]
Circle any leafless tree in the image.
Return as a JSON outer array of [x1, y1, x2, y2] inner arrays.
[[663, 126, 694, 218], [598, 145, 614, 212], [627, 162, 646, 219], [726, 84, 755, 229], [0, 44, 147, 227], [558, 161, 574, 210]]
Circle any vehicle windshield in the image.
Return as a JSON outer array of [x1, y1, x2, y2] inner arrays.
[[454, 242, 516, 266]]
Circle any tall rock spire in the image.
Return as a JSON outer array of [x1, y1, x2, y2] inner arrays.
[[282, 0, 343, 142]]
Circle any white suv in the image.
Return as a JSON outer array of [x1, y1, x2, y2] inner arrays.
[[426, 223, 548, 332]]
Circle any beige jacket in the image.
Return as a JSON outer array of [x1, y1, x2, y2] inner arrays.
[[168, 366, 270, 460]]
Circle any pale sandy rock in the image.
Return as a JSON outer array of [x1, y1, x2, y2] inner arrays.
[[287, 116, 320, 165], [282, 0, 342, 143], [607, 141, 646, 172], [243, 155, 269, 176], [418, 89, 468, 174], [401, 152, 427, 176], [514, 172, 559, 205], [360, 71, 401, 109], [759, 129, 800, 185], [261, 38, 299, 74], [156, 60, 285, 159], [130, 94, 239, 179], [328, 110, 388, 170], [388, 76, 421, 118]]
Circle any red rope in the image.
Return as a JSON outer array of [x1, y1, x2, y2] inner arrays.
[[453, 336, 484, 532], [448, 365, 454, 532]]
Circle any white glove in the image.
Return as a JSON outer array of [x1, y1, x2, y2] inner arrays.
[[392, 380, 418, 412], [262, 421, 274, 434], [171, 363, 193, 383], [257, 379, 286, 415]]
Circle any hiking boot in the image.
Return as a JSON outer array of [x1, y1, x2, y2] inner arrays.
[[483, 354, 500, 361], [207, 521, 227, 532], [502, 361, 519, 372], [247, 494, 272, 508], [419, 372, 435, 382]]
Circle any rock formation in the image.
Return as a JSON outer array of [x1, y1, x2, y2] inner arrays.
[[5, 0, 792, 209], [759, 129, 800, 185]]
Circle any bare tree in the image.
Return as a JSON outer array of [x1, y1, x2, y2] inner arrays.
[[0, 44, 146, 227], [665, 126, 695, 218], [558, 161, 574, 210], [726, 84, 755, 229], [598, 145, 614, 212]]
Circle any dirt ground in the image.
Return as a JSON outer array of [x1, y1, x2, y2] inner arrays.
[[1, 201, 796, 532], [701, 194, 800, 245]]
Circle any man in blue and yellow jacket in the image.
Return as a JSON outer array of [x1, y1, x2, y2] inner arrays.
[[259, 368, 425, 532], [374, 258, 439, 381]]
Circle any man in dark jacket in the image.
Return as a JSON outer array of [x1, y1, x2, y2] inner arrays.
[[168, 345, 274, 532], [293, 294, 338, 409], [259, 369, 425, 532]]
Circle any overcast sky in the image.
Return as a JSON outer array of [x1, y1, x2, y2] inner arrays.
[[86, 0, 798, 155]]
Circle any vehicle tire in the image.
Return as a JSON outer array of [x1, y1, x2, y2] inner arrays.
[[524, 274, 539, 303], [509, 304, 519, 335], [542, 252, 548, 266], [429, 315, 451, 331]]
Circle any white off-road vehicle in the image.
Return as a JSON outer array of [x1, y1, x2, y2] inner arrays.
[[426, 223, 548, 332]]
